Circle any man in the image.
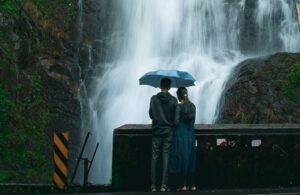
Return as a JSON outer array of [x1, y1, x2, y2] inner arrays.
[[149, 78, 178, 192]]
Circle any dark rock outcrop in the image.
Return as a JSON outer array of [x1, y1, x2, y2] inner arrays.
[[217, 53, 300, 124], [37, 54, 81, 132]]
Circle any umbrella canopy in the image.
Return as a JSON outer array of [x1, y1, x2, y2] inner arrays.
[[139, 69, 196, 88]]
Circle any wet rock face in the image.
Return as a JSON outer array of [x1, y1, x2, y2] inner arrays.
[[37, 54, 81, 133], [217, 53, 300, 124], [82, 0, 114, 42], [0, 0, 82, 137], [0, 1, 82, 182], [75, 0, 116, 96]]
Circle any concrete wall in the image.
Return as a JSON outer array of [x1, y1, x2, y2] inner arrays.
[[112, 124, 300, 191]]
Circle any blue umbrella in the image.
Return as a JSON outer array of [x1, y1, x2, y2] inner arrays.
[[139, 69, 196, 88]]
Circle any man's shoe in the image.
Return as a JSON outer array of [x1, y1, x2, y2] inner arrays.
[[160, 184, 170, 192], [181, 186, 188, 191], [150, 185, 156, 192]]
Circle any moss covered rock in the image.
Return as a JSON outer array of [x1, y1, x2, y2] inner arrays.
[[217, 52, 300, 124], [0, 0, 80, 183]]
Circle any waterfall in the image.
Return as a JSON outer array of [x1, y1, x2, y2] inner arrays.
[[255, 0, 300, 52], [81, 0, 300, 184]]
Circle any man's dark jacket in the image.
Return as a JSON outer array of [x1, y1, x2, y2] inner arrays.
[[149, 92, 178, 136]]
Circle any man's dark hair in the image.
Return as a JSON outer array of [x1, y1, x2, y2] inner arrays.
[[160, 78, 171, 89]]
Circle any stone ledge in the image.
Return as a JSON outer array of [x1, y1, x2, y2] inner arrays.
[[114, 124, 300, 136]]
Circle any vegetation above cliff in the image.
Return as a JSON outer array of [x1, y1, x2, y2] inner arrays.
[[32, 0, 74, 24], [0, 0, 75, 39], [0, 1, 19, 17], [30, 0, 75, 37]]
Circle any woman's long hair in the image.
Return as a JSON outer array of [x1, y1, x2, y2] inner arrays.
[[176, 87, 190, 103], [177, 87, 193, 122]]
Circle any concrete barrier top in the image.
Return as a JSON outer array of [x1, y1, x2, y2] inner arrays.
[[114, 124, 300, 136]]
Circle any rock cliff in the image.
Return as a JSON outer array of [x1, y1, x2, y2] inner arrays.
[[0, 0, 80, 182]]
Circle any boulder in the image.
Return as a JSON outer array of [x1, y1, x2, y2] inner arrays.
[[217, 53, 300, 123]]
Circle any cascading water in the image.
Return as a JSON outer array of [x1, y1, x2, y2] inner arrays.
[[81, 0, 300, 184]]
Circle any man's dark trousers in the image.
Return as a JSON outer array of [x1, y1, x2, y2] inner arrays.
[[150, 132, 172, 186]]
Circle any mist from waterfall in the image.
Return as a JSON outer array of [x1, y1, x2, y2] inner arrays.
[[80, 0, 300, 184]]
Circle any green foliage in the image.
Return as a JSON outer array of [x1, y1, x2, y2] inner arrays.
[[0, 30, 18, 77], [32, 0, 74, 27], [0, 186, 43, 195], [0, 86, 12, 130], [31, 75, 43, 104], [0, 0, 61, 184], [283, 61, 300, 102], [0, 185, 91, 194], [0, 0, 19, 17], [0, 77, 52, 183]]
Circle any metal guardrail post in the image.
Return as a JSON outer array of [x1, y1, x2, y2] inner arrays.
[[87, 143, 99, 175], [71, 132, 91, 184], [70, 132, 99, 186], [83, 158, 89, 187]]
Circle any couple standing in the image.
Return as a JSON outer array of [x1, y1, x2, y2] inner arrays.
[[149, 78, 196, 192]]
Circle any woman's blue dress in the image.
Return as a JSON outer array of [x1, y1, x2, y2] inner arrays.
[[169, 102, 196, 173]]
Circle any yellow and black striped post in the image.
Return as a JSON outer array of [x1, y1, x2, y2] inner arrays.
[[53, 132, 69, 190]]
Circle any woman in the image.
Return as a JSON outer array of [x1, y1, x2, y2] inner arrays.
[[169, 87, 197, 191]]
